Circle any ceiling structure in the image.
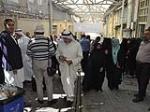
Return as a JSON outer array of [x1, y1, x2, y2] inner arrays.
[[52, 0, 121, 22]]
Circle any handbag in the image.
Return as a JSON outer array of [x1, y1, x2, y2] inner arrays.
[[47, 38, 56, 76]]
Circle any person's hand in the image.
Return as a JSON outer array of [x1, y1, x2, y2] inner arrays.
[[66, 60, 72, 65], [105, 50, 108, 55], [127, 50, 130, 54], [59, 56, 66, 62], [125, 56, 128, 59], [116, 63, 120, 69], [13, 70, 17, 75], [99, 67, 103, 72]]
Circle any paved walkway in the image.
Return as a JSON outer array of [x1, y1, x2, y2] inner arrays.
[[24, 75, 150, 112], [83, 77, 150, 112]]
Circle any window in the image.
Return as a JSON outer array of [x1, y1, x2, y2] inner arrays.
[[139, 16, 147, 22], [146, 0, 149, 6], [140, 1, 145, 7], [52, 25, 57, 34], [140, 24, 145, 37], [147, 8, 149, 13]]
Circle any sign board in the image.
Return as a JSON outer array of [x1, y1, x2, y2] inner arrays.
[[7, 0, 19, 3], [73, 22, 103, 33]]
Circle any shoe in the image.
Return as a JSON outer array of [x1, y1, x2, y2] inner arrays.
[[96, 88, 103, 92], [132, 97, 144, 103], [24, 101, 31, 107], [134, 94, 145, 97], [114, 86, 119, 90], [66, 101, 73, 107], [134, 93, 139, 97], [99, 88, 103, 92], [108, 86, 114, 90], [37, 100, 44, 104], [48, 99, 57, 105], [63, 96, 67, 101]]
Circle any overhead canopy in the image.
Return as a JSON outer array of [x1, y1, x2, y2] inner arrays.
[[0, 0, 121, 22], [53, 0, 121, 22]]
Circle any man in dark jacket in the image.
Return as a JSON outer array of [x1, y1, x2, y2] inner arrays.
[[0, 49, 4, 84], [0, 19, 23, 88]]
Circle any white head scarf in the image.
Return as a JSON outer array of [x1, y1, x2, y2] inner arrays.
[[61, 31, 75, 41], [15, 29, 26, 37]]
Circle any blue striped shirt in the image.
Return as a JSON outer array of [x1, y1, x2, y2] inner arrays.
[[80, 38, 90, 52]]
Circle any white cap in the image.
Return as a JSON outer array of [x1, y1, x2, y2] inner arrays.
[[15, 29, 22, 32], [34, 25, 44, 33]]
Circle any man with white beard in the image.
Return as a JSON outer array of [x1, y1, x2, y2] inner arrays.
[[15, 29, 33, 82], [56, 31, 83, 106]]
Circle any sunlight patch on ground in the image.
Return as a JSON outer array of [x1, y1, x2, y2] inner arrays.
[[35, 107, 58, 112], [60, 107, 72, 112], [24, 107, 32, 112], [34, 107, 72, 112], [35, 94, 67, 101]]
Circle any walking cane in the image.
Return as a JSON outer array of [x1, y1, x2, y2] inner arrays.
[[53, 71, 65, 112], [73, 69, 83, 112], [78, 70, 83, 112], [74, 73, 79, 112]]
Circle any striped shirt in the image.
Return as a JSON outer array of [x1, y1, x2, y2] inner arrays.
[[27, 35, 55, 61]]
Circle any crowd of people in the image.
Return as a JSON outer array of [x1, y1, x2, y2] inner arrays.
[[0, 18, 150, 108]]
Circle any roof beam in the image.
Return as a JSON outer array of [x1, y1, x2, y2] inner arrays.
[[53, 0, 120, 22], [60, 3, 119, 5], [75, 12, 105, 13]]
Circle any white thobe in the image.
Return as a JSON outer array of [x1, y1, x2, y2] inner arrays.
[[18, 36, 33, 81], [4, 35, 25, 88], [56, 41, 83, 101], [4, 68, 24, 88]]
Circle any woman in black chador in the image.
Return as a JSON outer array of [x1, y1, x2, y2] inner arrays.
[[83, 42, 105, 92], [105, 38, 122, 90]]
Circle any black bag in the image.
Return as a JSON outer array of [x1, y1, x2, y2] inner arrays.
[[47, 66, 56, 76], [31, 76, 36, 91], [47, 38, 56, 76]]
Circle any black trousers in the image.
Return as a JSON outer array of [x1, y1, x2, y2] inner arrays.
[[81, 51, 89, 73], [126, 58, 136, 76], [0, 68, 5, 84], [136, 62, 150, 98]]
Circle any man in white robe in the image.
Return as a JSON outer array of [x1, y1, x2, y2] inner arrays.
[[15, 29, 33, 81], [56, 31, 83, 105]]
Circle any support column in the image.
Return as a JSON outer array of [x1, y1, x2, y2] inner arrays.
[[135, 0, 140, 37], [48, 0, 53, 35], [120, 0, 125, 38], [127, 0, 132, 28], [147, 3, 150, 27]]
